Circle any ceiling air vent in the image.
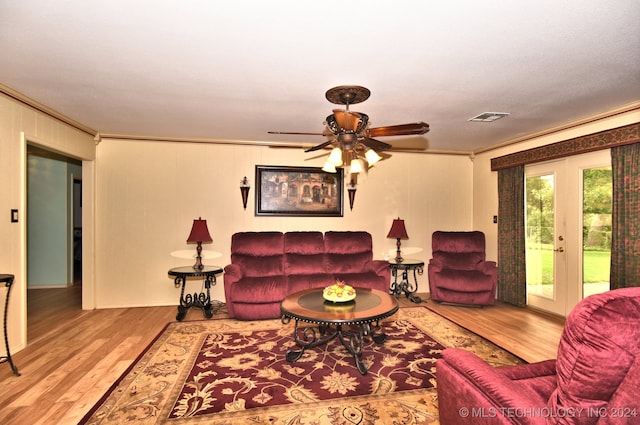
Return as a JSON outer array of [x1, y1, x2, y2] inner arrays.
[[469, 112, 510, 122]]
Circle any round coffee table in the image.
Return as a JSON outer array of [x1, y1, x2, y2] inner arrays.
[[280, 287, 399, 375]]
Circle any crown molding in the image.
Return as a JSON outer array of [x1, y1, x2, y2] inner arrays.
[[476, 101, 640, 156], [0, 84, 97, 137]]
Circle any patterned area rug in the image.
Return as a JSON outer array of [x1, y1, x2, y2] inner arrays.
[[80, 307, 523, 424]]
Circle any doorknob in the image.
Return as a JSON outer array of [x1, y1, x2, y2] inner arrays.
[[554, 247, 565, 252]]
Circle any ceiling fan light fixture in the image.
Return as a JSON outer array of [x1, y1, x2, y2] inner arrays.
[[350, 157, 364, 174], [322, 161, 337, 173], [274, 86, 430, 178], [328, 147, 343, 166], [364, 148, 381, 166]]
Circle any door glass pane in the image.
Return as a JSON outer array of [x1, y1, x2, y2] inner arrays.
[[526, 174, 555, 299], [582, 166, 612, 298]]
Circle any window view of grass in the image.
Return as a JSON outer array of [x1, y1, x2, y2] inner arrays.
[[526, 174, 555, 298], [525, 167, 611, 300], [582, 167, 612, 297]]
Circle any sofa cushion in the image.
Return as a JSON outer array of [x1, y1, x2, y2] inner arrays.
[[324, 231, 373, 274], [432, 252, 484, 270], [431, 269, 495, 292], [284, 231, 326, 275], [230, 232, 284, 277], [330, 272, 387, 291], [432, 230, 487, 255], [548, 287, 640, 424], [287, 273, 334, 294], [228, 276, 288, 303]]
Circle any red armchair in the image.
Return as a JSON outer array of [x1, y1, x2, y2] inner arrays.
[[428, 231, 497, 305], [436, 287, 640, 425]]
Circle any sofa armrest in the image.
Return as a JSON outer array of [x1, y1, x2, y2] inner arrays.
[[428, 258, 444, 273], [369, 259, 391, 281], [437, 348, 551, 425], [597, 356, 640, 425], [223, 263, 243, 286], [476, 260, 498, 275], [499, 359, 556, 381]]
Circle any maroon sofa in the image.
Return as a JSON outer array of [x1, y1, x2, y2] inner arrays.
[[428, 231, 497, 305], [223, 231, 391, 320], [435, 287, 640, 425]]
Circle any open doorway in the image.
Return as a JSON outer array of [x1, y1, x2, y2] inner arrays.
[[26, 144, 83, 342]]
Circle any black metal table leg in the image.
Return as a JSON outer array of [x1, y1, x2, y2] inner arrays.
[[1, 274, 20, 376], [283, 317, 387, 375], [389, 259, 424, 303]]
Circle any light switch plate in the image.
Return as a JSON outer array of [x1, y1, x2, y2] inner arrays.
[[11, 209, 18, 223]]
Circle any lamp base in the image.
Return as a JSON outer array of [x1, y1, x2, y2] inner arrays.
[[395, 239, 404, 263], [193, 243, 204, 270]]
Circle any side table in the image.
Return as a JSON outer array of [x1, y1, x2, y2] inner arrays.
[[388, 259, 423, 303], [1, 274, 20, 376], [168, 266, 223, 321]]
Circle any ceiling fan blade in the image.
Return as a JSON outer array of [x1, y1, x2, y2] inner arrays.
[[360, 137, 392, 151], [304, 140, 335, 152], [368, 122, 429, 137], [268, 131, 325, 136]]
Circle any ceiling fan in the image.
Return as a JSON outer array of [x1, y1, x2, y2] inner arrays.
[[268, 85, 429, 173]]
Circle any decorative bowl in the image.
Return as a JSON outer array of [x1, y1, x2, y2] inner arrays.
[[322, 280, 356, 303]]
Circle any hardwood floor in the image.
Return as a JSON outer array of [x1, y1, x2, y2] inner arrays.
[[0, 288, 564, 425], [425, 299, 565, 363]]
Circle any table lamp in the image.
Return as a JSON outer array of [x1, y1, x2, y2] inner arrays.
[[186, 217, 213, 270], [387, 218, 409, 262]]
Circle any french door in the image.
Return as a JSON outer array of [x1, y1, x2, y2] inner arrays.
[[525, 150, 611, 316]]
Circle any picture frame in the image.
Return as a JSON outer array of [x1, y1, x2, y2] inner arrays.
[[255, 165, 344, 217]]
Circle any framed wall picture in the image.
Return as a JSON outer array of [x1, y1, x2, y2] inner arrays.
[[255, 165, 344, 217]]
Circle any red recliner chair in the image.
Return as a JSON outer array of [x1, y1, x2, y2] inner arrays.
[[436, 287, 640, 425], [428, 231, 497, 305]]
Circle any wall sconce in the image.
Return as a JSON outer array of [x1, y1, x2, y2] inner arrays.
[[387, 217, 409, 262], [186, 217, 213, 270], [240, 176, 250, 210], [347, 179, 357, 210]]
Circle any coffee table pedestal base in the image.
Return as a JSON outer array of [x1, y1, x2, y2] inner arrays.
[[282, 317, 386, 375]]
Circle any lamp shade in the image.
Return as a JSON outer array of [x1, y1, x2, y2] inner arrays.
[[186, 217, 213, 243], [350, 158, 363, 173], [328, 147, 343, 166], [322, 161, 337, 173], [364, 148, 381, 166], [387, 218, 409, 239]]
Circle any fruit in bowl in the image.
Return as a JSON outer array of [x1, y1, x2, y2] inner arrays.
[[323, 280, 356, 303]]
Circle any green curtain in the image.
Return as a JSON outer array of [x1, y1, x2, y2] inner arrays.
[[610, 142, 640, 289], [497, 165, 527, 306]]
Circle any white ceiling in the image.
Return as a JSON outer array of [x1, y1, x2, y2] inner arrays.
[[1, 0, 639, 154]]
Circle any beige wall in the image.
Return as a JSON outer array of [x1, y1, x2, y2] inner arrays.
[[4, 87, 637, 357], [94, 138, 474, 307], [0, 93, 95, 354], [472, 109, 640, 262]]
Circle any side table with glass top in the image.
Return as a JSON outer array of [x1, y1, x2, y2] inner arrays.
[[168, 266, 223, 321], [388, 258, 424, 303]]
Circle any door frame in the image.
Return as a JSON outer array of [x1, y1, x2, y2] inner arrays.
[[525, 160, 568, 316], [525, 150, 611, 316]]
